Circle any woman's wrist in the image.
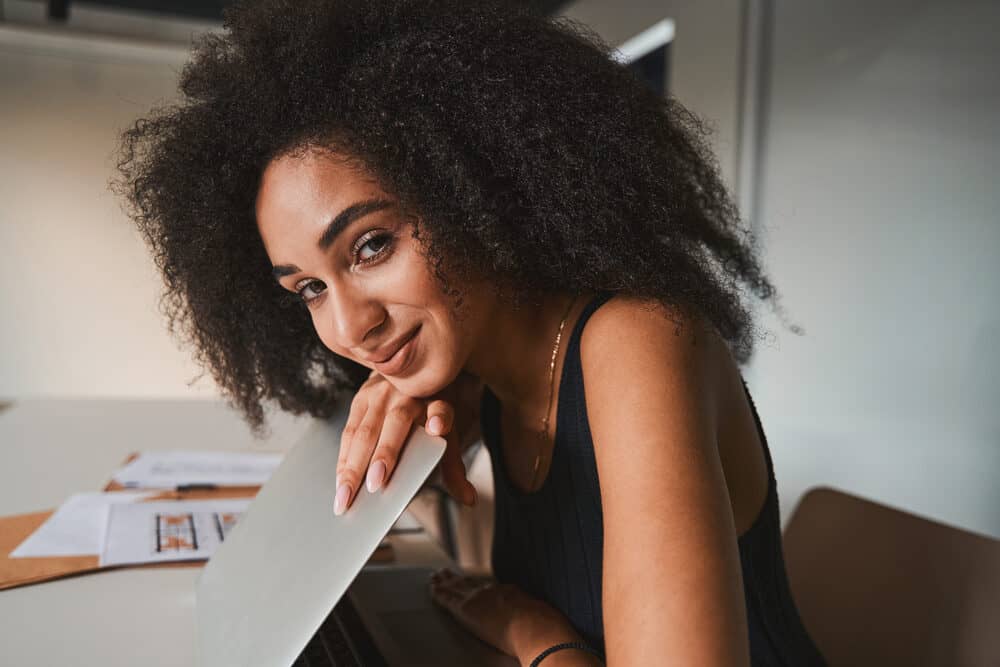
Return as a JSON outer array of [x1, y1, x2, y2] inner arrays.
[[524, 643, 605, 667], [511, 605, 602, 666]]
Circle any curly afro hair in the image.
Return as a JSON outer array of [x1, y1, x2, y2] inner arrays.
[[116, 0, 793, 432]]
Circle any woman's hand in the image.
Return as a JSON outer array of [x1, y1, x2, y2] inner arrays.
[[334, 370, 481, 515], [429, 569, 601, 666]]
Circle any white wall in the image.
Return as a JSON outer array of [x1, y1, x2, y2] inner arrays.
[[563, 0, 1000, 539], [0, 25, 217, 398], [747, 0, 1000, 538]]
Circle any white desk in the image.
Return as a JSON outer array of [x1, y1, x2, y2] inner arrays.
[[0, 399, 452, 666]]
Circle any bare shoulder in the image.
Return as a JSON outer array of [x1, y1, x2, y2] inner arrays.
[[582, 294, 721, 345], [579, 295, 725, 405], [577, 293, 728, 480]]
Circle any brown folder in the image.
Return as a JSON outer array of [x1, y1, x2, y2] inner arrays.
[[0, 510, 101, 590]]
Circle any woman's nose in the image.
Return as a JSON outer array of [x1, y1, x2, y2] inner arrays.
[[323, 286, 386, 351]]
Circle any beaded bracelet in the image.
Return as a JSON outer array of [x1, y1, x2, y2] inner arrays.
[[529, 641, 604, 667]]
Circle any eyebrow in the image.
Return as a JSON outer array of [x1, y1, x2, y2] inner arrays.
[[271, 197, 395, 280]]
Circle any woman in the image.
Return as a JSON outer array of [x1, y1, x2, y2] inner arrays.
[[117, 0, 825, 664]]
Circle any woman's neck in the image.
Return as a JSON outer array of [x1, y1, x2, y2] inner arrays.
[[464, 291, 588, 419]]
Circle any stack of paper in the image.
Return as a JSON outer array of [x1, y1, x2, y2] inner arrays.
[[11, 491, 154, 559], [102, 498, 251, 566], [8, 451, 281, 570], [11, 492, 251, 567]]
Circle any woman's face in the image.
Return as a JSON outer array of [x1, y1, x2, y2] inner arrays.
[[255, 149, 492, 398]]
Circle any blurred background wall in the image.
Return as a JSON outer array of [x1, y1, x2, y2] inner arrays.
[[0, 4, 217, 398], [1, 0, 997, 537], [743, 0, 1000, 545]]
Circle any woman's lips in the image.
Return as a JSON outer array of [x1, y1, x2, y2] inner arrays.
[[373, 326, 420, 376]]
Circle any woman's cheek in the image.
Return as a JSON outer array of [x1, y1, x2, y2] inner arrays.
[[314, 324, 354, 366]]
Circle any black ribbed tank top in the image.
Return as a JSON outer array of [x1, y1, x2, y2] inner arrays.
[[480, 293, 826, 665]]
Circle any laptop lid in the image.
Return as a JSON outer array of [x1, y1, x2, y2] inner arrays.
[[196, 401, 446, 667]]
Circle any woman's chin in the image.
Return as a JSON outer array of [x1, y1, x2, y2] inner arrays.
[[385, 369, 450, 401]]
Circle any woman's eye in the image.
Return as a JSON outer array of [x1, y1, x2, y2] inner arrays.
[[296, 279, 326, 302], [354, 231, 394, 264]]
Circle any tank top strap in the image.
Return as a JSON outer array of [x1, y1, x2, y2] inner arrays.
[[555, 291, 616, 436], [563, 292, 616, 363]]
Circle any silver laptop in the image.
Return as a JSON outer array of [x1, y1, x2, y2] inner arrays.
[[196, 402, 518, 667]]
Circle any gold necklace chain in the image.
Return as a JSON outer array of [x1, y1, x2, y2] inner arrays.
[[528, 294, 579, 492]]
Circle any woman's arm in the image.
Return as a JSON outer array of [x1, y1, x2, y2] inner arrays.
[[580, 298, 750, 666]]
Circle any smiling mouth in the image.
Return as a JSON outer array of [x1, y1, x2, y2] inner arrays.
[[372, 326, 420, 375], [374, 327, 419, 362]]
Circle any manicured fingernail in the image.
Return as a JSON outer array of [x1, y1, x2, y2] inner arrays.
[[334, 483, 351, 515], [428, 416, 443, 435], [366, 460, 386, 493]]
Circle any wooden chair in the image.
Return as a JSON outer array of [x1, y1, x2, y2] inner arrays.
[[783, 487, 1000, 666]]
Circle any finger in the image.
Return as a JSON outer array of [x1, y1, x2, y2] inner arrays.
[[335, 408, 383, 515], [456, 576, 494, 594], [423, 398, 475, 505], [367, 404, 419, 492], [429, 582, 463, 611], [338, 395, 370, 489], [439, 437, 477, 506], [429, 575, 468, 601], [424, 399, 455, 437], [435, 571, 485, 593]]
